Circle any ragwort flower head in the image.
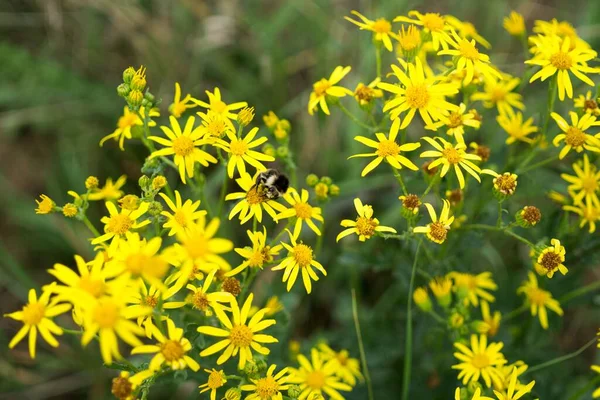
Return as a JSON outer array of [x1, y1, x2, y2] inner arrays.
[[535, 238, 568, 278], [308, 66, 353, 115], [517, 272, 563, 329], [345, 11, 396, 51], [452, 334, 507, 388], [218, 127, 275, 178], [550, 111, 600, 159], [394, 11, 452, 51], [337, 198, 397, 242], [226, 173, 288, 225], [420, 136, 482, 189], [192, 87, 247, 120], [413, 199, 454, 244]]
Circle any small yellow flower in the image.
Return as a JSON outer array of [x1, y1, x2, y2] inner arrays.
[[169, 82, 196, 118], [503, 11, 526, 36], [563, 202, 599, 233], [349, 118, 421, 176], [91, 201, 150, 254], [217, 127, 275, 178], [199, 369, 227, 400], [413, 287, 432, 312], [496, 109, 539, 145], [452, 334, 507, 388], [85, 176, 99, 190], [308, 66, 353, 115], [317, 343, 364, 386], [263, 111, 279, 129], [420, 137, 482, 189], [446, 16, 491, 49], [62, 203, 78, 217], [240, 364, 291, 400], [159, 190, 206, 236], [481, 170, 518, 196], [100, 107, 159, 150], [336, 198, 396, 242], [192, 87, 247, 120], [394, 11, 452, 51], [237, 106, 255, 127], [272, 230, 327, 294], [429, 276, 452, 307], [396, 24, 422, 59], [276, 189, 324, 237], [227, 228, 282, 277], [226, 173, 288, 225], [471, 76, 525, 116], [425, 103, 481, 145], [478, 301, 501, 337], [197, 110, 235, 142], [561, 154, 600, 208], [493, 367, 536, 400], [344, 11, 396, 51], [574, 90, 600, 116], [413, 200, 454, 244], [152, 175, 167, 190], [353, 78, 384, 106], [111, 370, 154, 400], [455, 387, 493, 400], [517, 272, 563, 329], [551, 111, 600, 159], [449, 271, 498, 306], [35, 194, 55, 214], [4, 286, 71, 358], [88, 175, 127, 201], [535, 238, 568, 278]]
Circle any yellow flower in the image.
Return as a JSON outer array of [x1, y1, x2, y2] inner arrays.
[[413, 200, 454, 244], [396, 24, 422, 59], [535, 238, 568, 278], [169, 82, 196, 118], [240, 364, 291, 400], [592, 365, 600, 398], [446, 15, 491, 49], [35, 194, 55, 214], [149, 116, 218, 184], [561, 154, 600, 208], [349, 118, 421, 176], [481, 170, 518, 196], [413, 287, 432, 312], [503, 12, 526, 36], [226, 173, 288, 224], [100, 107, 159, 150], [227, 228, 282, 277], [378, 58, 459, 128], [237, 106, 255, 127], [199, 369, 227, 400], [317, 343, 363, 386], [455, 387, 493, 400], [159, 190, 207, 236], [574, 90, 600, 116], [438, 30, 502, 85], [551, 111, 600, 159], [478, 300, 501, 337], [517, 272, 563, 329], [308, 66, 353, 115], [4, 286, 71, 358], [425, 103, 481, 145], [533, 19, 580, 45], [496, 109, 539, 145], [80, 294, 151, 364], [62, 203, 78, 217], [288, 348, 353, 399], [420, 137, 482, 189], [452, 334, 507, 388], [131, 318, 200, 372], [218, 127, 274, 178], [493, 367, 535, 400], [429, 276, 452, 307], [92, 201, 150, 254], [192, 87, 247, 120], [449, 271, 498, 306], [276, 189, 324, 237], [197, 110, 235, 142], [471, 76, 525, 116], [344, 11, 396, 51], [492, 361, 530, 396], [526, 36, 600, 101], [336, 198, 397, 242], [88, 175, 127, 201], [125, 281, 182, 338], [563, 202, 599, 233], [198, 293, 278, 369], [272, 230, 326, 294], [353, 78, 384, 106], [111, 370, 154, 400], [394, 11, 452, 51]]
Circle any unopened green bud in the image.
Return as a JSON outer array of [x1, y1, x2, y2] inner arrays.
[[276, 146, 289, 158], [288, 385, 302, 399], [329, 184, 340, 197], [139, 175, 151, 190], [128, 90, 144, 107], [123, 66, 136, 83], [144, 92, 155, 104], [306, 174, 319, 187], [262, 144, 276, 158], [148, 201, 163, 216], [119, 195, 140, 211], [223, 388, 241, 400], [320, 176, 332, 185], [314, 182, 329, 200], [243, 360, 259, 378], [117, 83, 130, 97], [413, 287, 432, 312]]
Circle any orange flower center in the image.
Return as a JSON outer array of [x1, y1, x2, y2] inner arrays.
[[376, 139, 401, 157], [405, 84, 430, 109], [143, 295, 158, 308], [79, 276, 106, 297], [170, 102, 187, 118], [22, 303, 45, 325], [208, 370, 225, 389], [539, 251, 562, 271], [192, 291, 210, 310], [428, 222, 448, 243], [229, 324, 253, 347], [172, 136, 195, 156], [93, 301, 119, 329], [174, 210, 188, 227], [581, 176, 599, 194], [565, 126, 586, 147], [118, 113, 138, 130], [494, 174, 517, 195], [529, 288, 550, 305], [160, 340, 185, 361], [248, 249, 267, 268], [447, 112, 463, 128], [550, 51, 573, 70], [246, 186, 267, 205]]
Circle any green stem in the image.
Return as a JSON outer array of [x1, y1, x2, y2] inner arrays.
[[375, 43, 382, 78], [525, 337, 597, 375], [337, 103, 375, 130], [402, 239, 422, 400], [496, 201, 504, 228], [429, 310, 446, 324], [462, 224, 535, 247], [541, 74, 558, 139], [503, 304, 529, 321], [559, 279, 600, 304], [217, 164, 228, 218], [82, 215, 101, 237], [567, 375, 600, 400], [269, 220, 293, 247], [421, 172, 440, 198], [393, 169, 408, 195], [517, 154, 559, 174], [352, 289, 374, 400]]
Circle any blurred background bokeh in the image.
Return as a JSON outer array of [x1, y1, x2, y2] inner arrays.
[[2, 0, 600, 399]]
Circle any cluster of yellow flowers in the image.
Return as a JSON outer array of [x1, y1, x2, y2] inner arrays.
[[10, 7, 600, 400]]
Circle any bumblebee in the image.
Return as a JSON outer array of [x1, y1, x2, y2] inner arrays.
[[254, 169, 289, 200]]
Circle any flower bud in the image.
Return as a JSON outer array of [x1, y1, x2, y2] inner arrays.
[[320, 176, 332, 186], [127, 90, 144, 107], [243, 360, 259, 378], [262, 144, 276, 158], [112, 372, 133, 400], [35, 194, 56, 214], [288, 385, 302, 399], [492, 173, 518, 200], [276, 146, 289, 158], [139, 175, 151, 190], [62, 203, 78, 218], [278, 119, 291, 132], [274, 127, 288, 141], [144, 91, 155, 104], [85, 176, 99, 190], [516, 206, 541, 228], [223, 388, 242, 400], [222, 277, 241, 296], [306, 174, 319, 187], [119, 195, 140, 211], [329, 184, 340, 197], [413, 287, 432, 312], [148, 201, 163, 216], [130, 74, 146, 91], [399, 194, 421, 219], [314, 182, 329, 201], [263, 111, 279, 129], [122, 66, 136, 83], [237, 106, 255, 127], [152, 175, 167, 190], [450, 312, 465, 328], [117, 83, 130, 97]]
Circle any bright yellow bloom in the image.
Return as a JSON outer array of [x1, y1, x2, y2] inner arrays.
[[535, 238, 568, 278], [125, 281, 182, 338], [378, 58, 459, 128], [198, 293, 278, 369], [446, 15, 491, 48], [240, 364, 290, 400], [353, 78, 384, 106], [429, 276, 452, 307], [453, 334, 507, 388], [517, 272, 563, 329], [35, 194, 55, 214], [420, 136, 482, 189], [91, 201, 150, 254], [199, 369, 227, 400], [480, 170, 518, 196], [197, 110, 235, 142], [503, 12, 525, 36], [533, 19, 580, 46], [182, 271, 233, 315], [5, 286, 71, 358], [413, 287, 432, 312], [192, 87, 247, 120], [574, 90, 600, 116], [88, 175, 127, 201], [492, 361, 530, 396], [455, 387, 493, 400], [227, 228, 282, 277], [592, 365, 600, 398], [276, 189, 323, 237], [226, 173, 288, 224], [493, 367, 535, 400], [425, 103, 481, 145], [471, 77, 525, 116], [526, 36, 600, 101], [159, 190, 207, 236], [449, 271, 498, 306], [551, 111, 600, 159], [561, 154, 600, 208], [394, 11, 452, 51], [478, 300, 501, 337], [496, 109, 539, 145], [149, 116, 218, 184], [100, 107, 159, 150], [396, 24, 422, 59], [345, 11, 396, 51], [318, 343, 364, 386], [288, 348, 353, 400], [218, 127, 274, 178], [336, 197, 397, 242], [563, 202, 599, 233], [272, 230, 326, 294], [131, 318, 200, 371], [169, 82, 196, 118], [308, 66, 353, 115], [349, 119, 421, 176], [413, 200, 454, 244]]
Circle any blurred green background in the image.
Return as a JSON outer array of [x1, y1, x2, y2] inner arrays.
[[2, 0, 600, 399]]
